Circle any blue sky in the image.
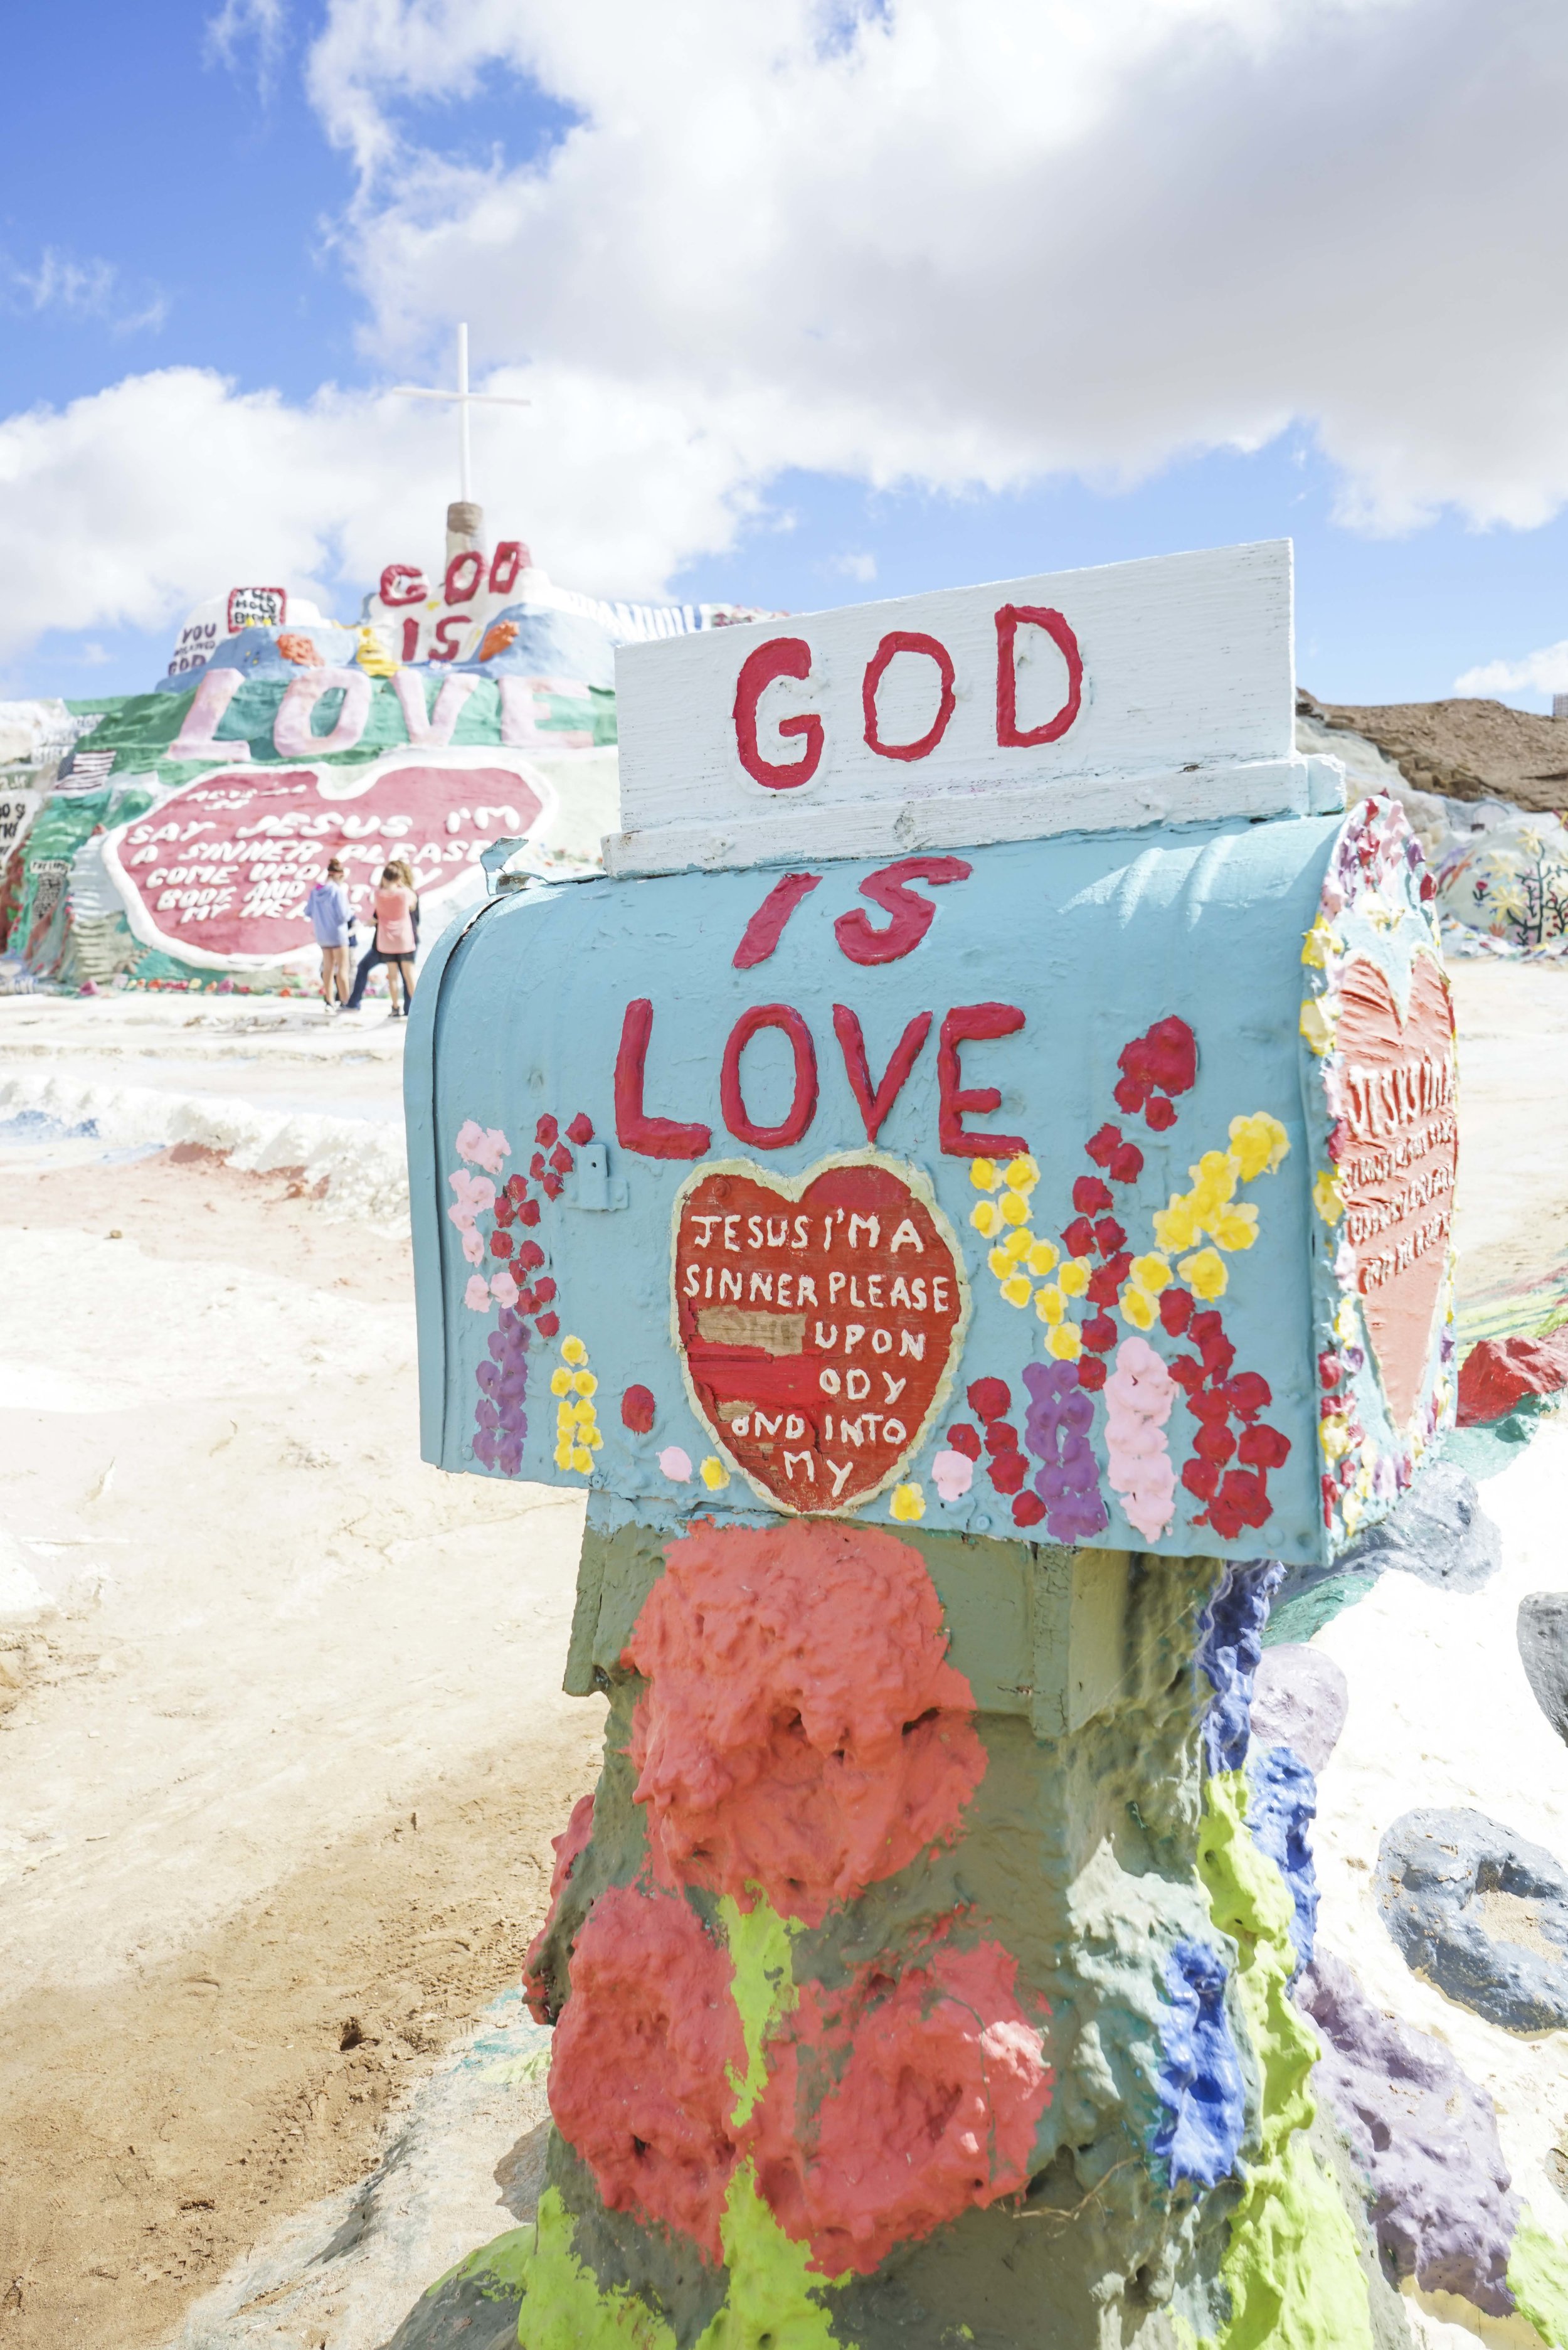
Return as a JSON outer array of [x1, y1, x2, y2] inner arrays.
[[3, 1, 1566, 710]]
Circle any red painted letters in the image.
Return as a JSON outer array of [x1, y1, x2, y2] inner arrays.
[[733, 873, 822, 969], [379, 563, 427, 607], [615, 999, 712, 1161], [445, 551, 484, 605], [732, 639, 824, 790], [833, 1006, 932, 1143], [721, 1005, 819, 1149], [995, 604, 1083, 748], [861, 630, 957, 762], [938, 1004, 1027, 1157], [834, 857, 972, 967], [489, 541, 527, 596]]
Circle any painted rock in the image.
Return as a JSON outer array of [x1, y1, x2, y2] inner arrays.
[[1375, 1806, 1568, 2033]]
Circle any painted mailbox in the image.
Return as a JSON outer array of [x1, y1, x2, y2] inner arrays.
[[405, 540, 1456, 2347]]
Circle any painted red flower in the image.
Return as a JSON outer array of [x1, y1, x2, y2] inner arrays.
[[625, 1521, 986, 1927], [748, 1936, 1052, 2277], [966, 1378, 1011, 1424], [549, 1881, 742, 2262]]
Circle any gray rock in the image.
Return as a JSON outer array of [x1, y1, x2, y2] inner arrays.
[[1298, 1949, 1519, 2315], [1338, 1460, 1500, 1596], [1375, 1806, 1568, 2032], [1251, 1646, 1349, 1773], [1518, 1592, 1568, 1747]]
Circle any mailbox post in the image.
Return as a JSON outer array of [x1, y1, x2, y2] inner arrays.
[[405, 541, 1454, 2346]]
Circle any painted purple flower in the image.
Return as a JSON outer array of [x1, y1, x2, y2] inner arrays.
[[1022, 1359, 1109, 1543], [474, 1310, 528, 1472]]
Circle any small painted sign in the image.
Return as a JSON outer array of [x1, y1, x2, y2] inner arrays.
[[611, 541, 1312, 873]]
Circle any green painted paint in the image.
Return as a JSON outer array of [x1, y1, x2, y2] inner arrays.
[[517, 2188, 678, 2350], [696, 2162, 848, 2350], [1195, 1772, 1376, 2350], [718, 1893, 800, 2128], [429, 2222, 536, 2301], [1509, 2211, 1568, 2349]]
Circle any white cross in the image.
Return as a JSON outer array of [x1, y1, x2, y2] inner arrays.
[[392, 323, 530, 507]]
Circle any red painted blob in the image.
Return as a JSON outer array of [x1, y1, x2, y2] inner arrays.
[[625, 1520, 986, 1926], [749, 1935, 1051, 2275], [548, 1881, 743, 2262]]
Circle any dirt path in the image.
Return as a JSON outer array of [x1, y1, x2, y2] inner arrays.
[[0, 1145, 603, 2349]]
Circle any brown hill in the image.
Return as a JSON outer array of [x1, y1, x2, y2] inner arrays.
[[1303, 694, 1568, 814]]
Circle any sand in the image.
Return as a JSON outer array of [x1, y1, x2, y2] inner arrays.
[[0, 1077, 603, 2348]]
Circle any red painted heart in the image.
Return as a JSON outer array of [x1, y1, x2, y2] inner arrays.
[[1333, 953, 1457, 1432], [673, 1157, 969, 1514]]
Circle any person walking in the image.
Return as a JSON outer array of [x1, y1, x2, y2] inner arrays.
[[304, 857, 352, 1009], [373, 862, 418, 1017], [343, 859, 421, 1012]]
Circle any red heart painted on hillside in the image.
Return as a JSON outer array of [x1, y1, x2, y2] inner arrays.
[[672, 1157, 970, 1514], [1333, 953, 1457, 1432]]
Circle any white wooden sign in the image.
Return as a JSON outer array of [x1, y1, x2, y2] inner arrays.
[[607, 540, 1337, 875]]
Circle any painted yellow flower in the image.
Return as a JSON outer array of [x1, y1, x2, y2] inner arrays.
[[970, 1158, 999, 1193], [572, 1370, 598, 1396], [1120, 1285, 1157, 1332], [556, 1401, 576, 1433], [1229, 1113, 1289, 1181], [1300, 997, 1337, 1056], [971, 1200, 1001, 1239], [573, 1398, 597, 1422], [700, 1455, 730, 1491], [1036, 1284, 1065, 1325], [1027, 1238, 1059, 1277], [549, 1368, 573, 1398], [1177, 1247, 1229, 1300], [1057, 1257, 1089, 1297], [1003, 1226, 1034, 1260], [561, 1335, 588, 1368], [1313, 1168, 1345, 1225], [1130, 1253, 1169, 1294], [1046, 1322, 1082, 1361], [570, 1446, 593, 1474], [1004, 1154, 1040, 1193], [1319, 1413, 1352, 1462], [1208, 1203, 1259, 1253], [1000, 1190, 1029, 1227], [889, 1482, 925, 1523], [988, 1245, 1014, 1279], [1301, 915, 1340, 970], [1153, 1199, 1200, 1254], [1000, 1272, 1032, 1308], [553, 1440, 574, 1471]]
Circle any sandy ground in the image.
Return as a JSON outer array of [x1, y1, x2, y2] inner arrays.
[[0, 955, 1564, 2350], [0, 1088, 603, 2349]]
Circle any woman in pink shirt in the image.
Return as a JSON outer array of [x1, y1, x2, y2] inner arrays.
[[374, 864, 418, 1017]]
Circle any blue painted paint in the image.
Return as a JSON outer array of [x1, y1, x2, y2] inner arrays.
[[1197, 1560, 1286, 1772], [1153, 1938, 1248, 2189], [403, 809, 1445, 1565], [1246, 1742, 1319, 1970]]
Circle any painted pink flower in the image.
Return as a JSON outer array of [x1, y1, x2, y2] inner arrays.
[[658, 1447, 692, 1482], [455, 1120, 511, 1174], [490, 1268, 519, 1308], [1104, 1336, 1178, 1541], [461, 1227, 485, 1265], [931, 1448, 974, 1504], [447, 1167, 496, 1228], [464, 1274, 492, 1313]]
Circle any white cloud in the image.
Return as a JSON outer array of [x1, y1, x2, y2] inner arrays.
[[206, 0, 290, 99], [829, 551, 879, 583], [0, 361, 761, 662], [1456, 642, 1568, 698], [302, 0, 1568, 537], [7, 0, 1568, 668], [14, 250, 167, 336]]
